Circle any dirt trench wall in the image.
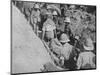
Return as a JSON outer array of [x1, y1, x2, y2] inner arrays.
[[12, 3, 52, 74]]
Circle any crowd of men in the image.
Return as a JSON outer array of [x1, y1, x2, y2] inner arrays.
[[13, 1, 96, 71]]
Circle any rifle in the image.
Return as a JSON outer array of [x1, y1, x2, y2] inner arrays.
[[42, 40, 52, 55]]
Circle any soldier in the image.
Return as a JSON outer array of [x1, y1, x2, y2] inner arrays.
[[42, 15, 64, 66], [77, 37, 96, 69], [30, 4, 41, 35], [42, 12, 56, 42], [59, 33, 73, 61], [48, 32, 64, 67], [23, 2, 34, 21], [52, 11, 58, 25], [64, 17, 71, 36], [47, 33, 73, 68], [69, 5, 76, 12], [59, 33, 76, 69]]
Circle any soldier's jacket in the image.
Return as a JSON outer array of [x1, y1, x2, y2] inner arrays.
[[30, 9, 41, 25], [42, 19, 56, 39], [42, 18, 56, 31], [77, 51, 95, 69], [61, 43, 73, 60], [49, 38, 63, 56], [23, 2, 34, 17], [49, 38, 73, 60]]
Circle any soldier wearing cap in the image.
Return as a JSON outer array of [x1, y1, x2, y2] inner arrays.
[[52, 11, 58, 25], [64, 17, 72, 36], [48, 32, 64, 67], [42, 15, 56, 41], [59, 33, 73, 61], [77, 37, 96, 69], [30, 4, 41, 35], [23, 2, 34, 21], [61, 33, 80, 69], [69, 5, 76, 17], [49, 33, 73, 68], [49, 37, 64, 66], [46, 5, 53, 16]]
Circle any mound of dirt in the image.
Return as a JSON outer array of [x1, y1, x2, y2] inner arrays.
[[12, 3, 52, 74]]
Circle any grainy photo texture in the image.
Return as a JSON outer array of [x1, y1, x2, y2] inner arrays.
[[11, 0, 96, 74]]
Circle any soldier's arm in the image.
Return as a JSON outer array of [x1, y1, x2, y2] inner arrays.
[[30, 11, 34, 25], [77, 54, 82, 69], [42, 30, 45, 40], [54, 39, 62, 46]]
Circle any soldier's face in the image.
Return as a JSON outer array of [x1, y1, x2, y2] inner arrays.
[[45, 31, 54, 39]]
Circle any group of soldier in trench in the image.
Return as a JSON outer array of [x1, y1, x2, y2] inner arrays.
[[13, 1, 96, 71]]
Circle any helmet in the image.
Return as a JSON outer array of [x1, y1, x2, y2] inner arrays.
[[64, 17, 71, 23], [34, 4, 40, 9], [84, 38, 94, 50], [52, 11, 58, 15], [69, 5, 76, 9], [60, 33, 70, 42]]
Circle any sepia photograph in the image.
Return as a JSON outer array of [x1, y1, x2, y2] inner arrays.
[[11, 0, 96, 74]]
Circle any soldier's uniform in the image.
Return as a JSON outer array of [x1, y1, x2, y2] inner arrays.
[[77, 51, 95, 69], [49, 38, 63, 56], [59, 33, 73, 61], [49, 33, 73, 67], [23, 2, 34, 21], [77, 38, 96, 69], [30, 4, 41, 35], [42, 18, 56, 40]]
